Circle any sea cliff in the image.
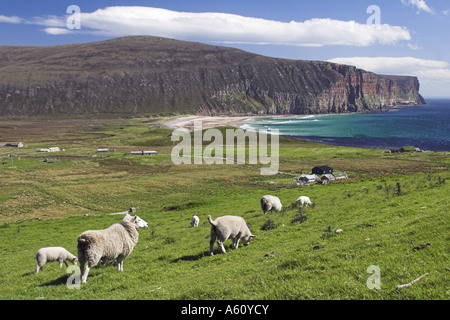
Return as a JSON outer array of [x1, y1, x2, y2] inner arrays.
[[0, 36, 425, 118]]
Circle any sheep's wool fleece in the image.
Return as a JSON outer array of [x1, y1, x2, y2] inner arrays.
[[78, 216, 139, 261], [36, 247, 73, 264], [212, 216, 250, 238]]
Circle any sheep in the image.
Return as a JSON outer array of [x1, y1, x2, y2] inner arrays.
[[296, 196, 314, 207], [190, 215, 199, 227], [35, 247, 77, 273], [77, 214, 148, 283], [207, 215, 256, 255], [260, 195, 282, 214]]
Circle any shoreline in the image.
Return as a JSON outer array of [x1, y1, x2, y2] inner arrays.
[[162, 115, 259, 131], [160, 104, 429, 132], [160, 106, 449, 152], [161, 114, 324, 131]]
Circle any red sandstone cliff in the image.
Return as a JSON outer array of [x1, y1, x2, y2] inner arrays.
[[0, 36, 425, 118]]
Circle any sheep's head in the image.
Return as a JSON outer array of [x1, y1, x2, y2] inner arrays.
[[71, 257, 78, 265], [132, 215, 148, 229], [242, 234, 257, 246]]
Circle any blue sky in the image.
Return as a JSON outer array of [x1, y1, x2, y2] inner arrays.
[[1, 0, 449, 97]]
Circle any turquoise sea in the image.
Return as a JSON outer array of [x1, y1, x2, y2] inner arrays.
[[240, 99, 450, 151]]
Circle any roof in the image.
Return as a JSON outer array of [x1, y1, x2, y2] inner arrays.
[[312, 165, 333, 174], [299, 174, 319, 181]]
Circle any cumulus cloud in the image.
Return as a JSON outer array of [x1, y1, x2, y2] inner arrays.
[[401, 0, 435, 14], [0, 6, 412, 47], [70, 6, 411, 47]]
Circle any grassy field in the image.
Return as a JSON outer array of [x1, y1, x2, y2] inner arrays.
[[0, 118, 448, 300]]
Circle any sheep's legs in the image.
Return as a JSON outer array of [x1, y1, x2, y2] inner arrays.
[[81, 264, 90, 283], [218, 241, 227, 254], [117, 261, 124, 271], [209, 233, 216, 256]]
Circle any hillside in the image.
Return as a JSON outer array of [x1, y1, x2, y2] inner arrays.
[[0, 36, 425, 118], [0, 118, 448, 300]]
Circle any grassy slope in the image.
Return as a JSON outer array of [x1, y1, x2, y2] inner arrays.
[[0, 118, 448, 300]]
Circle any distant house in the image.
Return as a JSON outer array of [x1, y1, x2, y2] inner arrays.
[[6, 142, 23, 148], [312, 166, 333, 175], [320, 173, 336, 182], [36, 147, 60, 152], [97, 148, 116, 153], [299, 174, 319, 183], [125, 150, 158, 156], [333, 171, 348, 180]]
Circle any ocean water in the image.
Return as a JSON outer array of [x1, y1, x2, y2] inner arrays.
[[240, 99, 450, 151]]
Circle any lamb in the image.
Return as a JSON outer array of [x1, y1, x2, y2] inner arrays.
[[77, 214, 148, 283], [35, 247, 77, 273], [260, 195, 282, 214], [207, 215, 256, 255], [190, 215, 200, 227], [296, 196, 314, 207]]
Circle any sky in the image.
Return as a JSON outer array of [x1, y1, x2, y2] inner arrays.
[[1, 0, 449, 98]]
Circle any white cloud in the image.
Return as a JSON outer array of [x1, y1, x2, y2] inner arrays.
[[32, 15, 67, 28], [401, 0, 435, 14], [407, 43, 422, 51], [0, 15, 24, 24], [327, 56, 449, 77], [43, 27, 74, 35], [1, 6, 408, 47], [69, 6, 410, 47], [327, 56, 450, 97]]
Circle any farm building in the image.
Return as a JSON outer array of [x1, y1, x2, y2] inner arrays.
[[299, 174, 319, 183], [312, 165, 333, 175], [5, 142, 23, 148], [36, 147, 61, 152], [97, 148, 116, 153], [333, 171, 348, 180], [320, 174, 336, 183]]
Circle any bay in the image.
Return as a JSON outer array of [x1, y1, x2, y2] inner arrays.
[[240, 99, 450, 151]]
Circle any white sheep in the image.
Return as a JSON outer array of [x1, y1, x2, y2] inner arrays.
[[207, 215, 256, 255], [77, 214, 148, 283], [35, 247, 77, 273], [260, 195, 282, 214], [190, 215, 200, 227], [296, 196, 314, 207]]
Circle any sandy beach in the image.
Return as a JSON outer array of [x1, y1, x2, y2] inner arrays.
[[162, 115, 255, 131]]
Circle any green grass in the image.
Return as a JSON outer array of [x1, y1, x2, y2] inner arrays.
[[0, 118, 448, 300]]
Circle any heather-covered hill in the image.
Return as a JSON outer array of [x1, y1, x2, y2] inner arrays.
[[0, 36, 425, 118]]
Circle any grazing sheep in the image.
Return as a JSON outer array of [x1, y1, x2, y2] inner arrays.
[[190, 215, 200, 227], [296, 196, 314, 207], [77, 214, 148, 283], [260, 195, 282, 214], [207, 215, 256, 255], [35, 247, 77, 273]]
